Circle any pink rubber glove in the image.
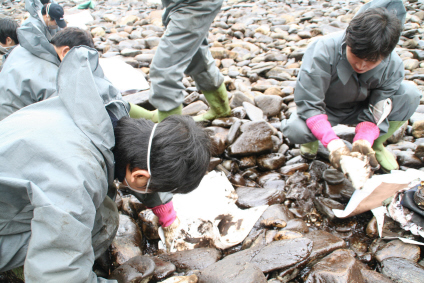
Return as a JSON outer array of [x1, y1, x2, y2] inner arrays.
[[353, 122, 380, 146], [306, 114, 339, 147], [151, 201, 177, 227]]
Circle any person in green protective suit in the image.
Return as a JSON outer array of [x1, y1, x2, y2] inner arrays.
[[281, 0, 421, 172], [128, 0, 231, 123]]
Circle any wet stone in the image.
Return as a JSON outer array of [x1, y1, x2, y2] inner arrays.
[[161, 274, 198, 283], [230, 91, 255, 109], [324, 179, 355, 202], [262, 179, 285, 191], [157, 248, 221, 271], [349, 235, 368, 257], [381, 257, 424, 283], [257, 153, 285, 170], [150, 257, 176, 281], [208, 157, 221, 172], [225, 119, 242, 145], [235, 186, 285, 208], [211, 117, 238, 128], [304, 230, 347, 265], [412, 120, 424, 138], [366, 217, 379, 238], [208, 237, 312, 274], [109, 256, 155, 283], [182, 101, 209, 116], [228, 121, 274, 157], [283, 218, 309, 234], [396, 151, 423, 168], [254, 95, 284, 117], [304, 249, 365, 283], [273, 230, 303, 241], [198, 262, 267, 283], [230, 106, 247, 119], [309, 160, 330, 181], [243, 101, 264, 121], [360, 269, 393, 283], [415, 143, 424, 161], [375, 240, 421, 263], [322, 169, 345, 185], [313, 197, 345, 220], [138, 209, 159, 240], [111, 214, 143, 268], [278, 163, 309, 176]]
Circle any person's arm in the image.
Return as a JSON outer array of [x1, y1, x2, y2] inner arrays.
[[358, 53, 404, 126], [130, 191, 176, 226], [294, 36, 339, 146], [24, 156, 117, 283]]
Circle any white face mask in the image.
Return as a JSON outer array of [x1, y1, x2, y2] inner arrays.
[[124, 177, 150, 194], [124, 124, 157, 194], [0, 45, 12, 55]]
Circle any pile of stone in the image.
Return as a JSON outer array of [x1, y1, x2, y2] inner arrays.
[[2, 0, 424, 282]]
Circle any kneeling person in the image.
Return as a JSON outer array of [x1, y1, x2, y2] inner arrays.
[[0, 27, 93, 120], [0, 46, 211, 282]]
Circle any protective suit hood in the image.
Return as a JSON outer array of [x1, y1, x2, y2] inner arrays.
[[355, 0, 406, 26], [25, 0, 43, 19], [17, 18, 60, 65], [57, 46, 129, 183]]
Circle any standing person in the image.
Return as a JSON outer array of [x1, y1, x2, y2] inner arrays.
[[0, 27, 93, 121], [281, 0, 421, 172], [128, 0, 231, 123], [0, 46, 211, 282], [0, 17, 19, 70]]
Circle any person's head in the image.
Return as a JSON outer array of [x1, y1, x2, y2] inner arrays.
[[0, 17, 19, 47], [51, 27, 94, 60], [113, 115, 211, 195], [40, 0, 51, 4], [345, 7, 402, 74], [41, 3, 66, 30]]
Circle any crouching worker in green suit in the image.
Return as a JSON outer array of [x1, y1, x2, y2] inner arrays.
[[0, 46, 211, 282]]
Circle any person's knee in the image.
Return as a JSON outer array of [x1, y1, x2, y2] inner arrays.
[[282, 116, 314, 144]]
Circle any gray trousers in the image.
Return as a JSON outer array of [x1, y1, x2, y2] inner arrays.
[[0, 196, 118, 272], [149, 0, 225, 111], [282, 81, 422, 144]]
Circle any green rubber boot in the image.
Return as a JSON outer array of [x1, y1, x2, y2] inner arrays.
[[129, 103, 158, 123], [158, 104, 182, 122], [372, 121, 406, 172], [300, 140, 319, 160], [193, 83, 231, 122]]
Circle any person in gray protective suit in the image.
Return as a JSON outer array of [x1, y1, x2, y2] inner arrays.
[[0, 27, 93, 121], [22, 0, 63, 41], [128, 0, 231, 123], [0, 46, 211, 282], [281, 0, 421, 172]]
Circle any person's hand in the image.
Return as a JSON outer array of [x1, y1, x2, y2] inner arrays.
[[351, 139, 379, 170], [327, 139, 351, 171], [162, 217, 181, 252]]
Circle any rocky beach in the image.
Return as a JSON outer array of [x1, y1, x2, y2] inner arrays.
[[2, 0, 424, 282]]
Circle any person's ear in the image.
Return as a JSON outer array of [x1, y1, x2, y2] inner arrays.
[[5, 37, 13, 46], [126, 165, 150, 186], [61, 46, 71, 58]]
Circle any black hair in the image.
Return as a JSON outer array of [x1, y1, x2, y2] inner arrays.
[[346, 7, 402, 61], [41, 4, 47, 15], [0, 17, 19, 45], [40, 0, 51, 4], [51, 27, 94, 49], [113, 115, 211, 194]]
